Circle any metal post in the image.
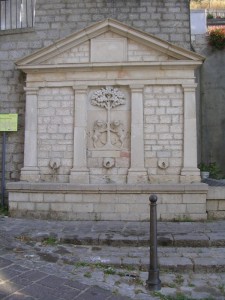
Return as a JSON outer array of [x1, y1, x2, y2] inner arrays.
[[146, 194, 161, 291], [1, 132, 6, 207]]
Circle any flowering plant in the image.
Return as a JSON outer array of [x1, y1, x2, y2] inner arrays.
[[208, 26, 225, 50]]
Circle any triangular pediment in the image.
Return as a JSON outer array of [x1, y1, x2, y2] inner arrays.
[[16, 18, 204, 70]]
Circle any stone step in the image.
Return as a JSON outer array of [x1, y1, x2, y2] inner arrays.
[[1, 217, 223, 248], [57, 231, 225, 248], [31, 243, 225, 273]]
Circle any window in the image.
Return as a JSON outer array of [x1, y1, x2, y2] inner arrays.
[[0, 0, 36, 30]]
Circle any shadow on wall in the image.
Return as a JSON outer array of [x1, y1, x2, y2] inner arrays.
[[201, 50, 225, 177]]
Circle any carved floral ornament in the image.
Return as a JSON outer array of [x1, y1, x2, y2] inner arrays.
[[91, 87, 127, 149]]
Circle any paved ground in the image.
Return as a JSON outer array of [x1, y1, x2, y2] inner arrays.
[[0, 216, 225, 299]]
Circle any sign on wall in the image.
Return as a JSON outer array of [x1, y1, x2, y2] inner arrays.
[[0, 114, 18, 132]]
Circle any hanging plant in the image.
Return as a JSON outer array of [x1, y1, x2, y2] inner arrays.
[[208, 26, 225, 50]]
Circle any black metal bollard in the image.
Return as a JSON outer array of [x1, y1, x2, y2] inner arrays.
[[146, 194, 161, 291]]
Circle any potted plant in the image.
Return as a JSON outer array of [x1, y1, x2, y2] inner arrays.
[[198, 162, 222, 180], [198, 162, 210, 179]]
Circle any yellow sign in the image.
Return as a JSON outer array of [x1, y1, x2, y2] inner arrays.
[[0, 114, 18, 132]]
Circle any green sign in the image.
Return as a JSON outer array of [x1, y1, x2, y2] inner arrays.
[[0, 114, 18, 132]]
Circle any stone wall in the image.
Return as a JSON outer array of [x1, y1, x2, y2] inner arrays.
[[0, 0, 191, 194], [8, 182, 208, 221], [144, 85, 183, 183]]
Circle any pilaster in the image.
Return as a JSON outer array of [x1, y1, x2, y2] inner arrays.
[[180, 84, 200, 183], [127, 85, 148, 183], [20, 87, 40, 182], [70, 85, 89, 183]]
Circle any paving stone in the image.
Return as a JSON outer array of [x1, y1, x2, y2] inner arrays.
[[1, 218, 225, 299], [0, 257, 13, 268], [75, 285, 113, 300], [19, 270, 48, 282]]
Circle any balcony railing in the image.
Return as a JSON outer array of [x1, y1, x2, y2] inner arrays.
[[0, 0, 36, 30]]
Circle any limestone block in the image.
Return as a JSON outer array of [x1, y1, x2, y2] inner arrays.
[[69, 171, 90, 184], [9, 192, 29, 202], [166, 107, 182, 114], [117, 168, 128, 175], [18, 202, 35, 210], [206, 200, 219, 211], [147, 168, 157, 176], [183, 194, 206, 204], [72, 203, 94, 213], [91, 38, 127, 62], [208, 211, 225, 219], [127, 169, 148, 184], [156, 107, 166, 115], [186, 203, 206, 214], [128, 203, 147, 213], [83, 194, 101, 203], [29, 193, 44, 202], [65, 194, 83, 202], [149, 174, 180, 184], [145, 99, 158, 107], [144, 108, 155, 114], [159, 194, 183, 204], [170, 124, 182, 133], [9, 202, 18, 210], [157, 151, 171, 158], [207, 187, 225, 199], [36, 203, 50, 211], [44, 194, 64, 202], [122, 213, 148, 221], [159, 99, 170, 106], [39, 107, 55, 116], [218, 201, 225, 210], [115, 157, 129, 168], [114, 204, 130, 213], [159, 116, 172, 124], [180, 175, 201, 183], [145, 115, 159, 123], [50, 203, 73, 212]]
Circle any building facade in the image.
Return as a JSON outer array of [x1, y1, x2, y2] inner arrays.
[[1, 0, 209, 221]]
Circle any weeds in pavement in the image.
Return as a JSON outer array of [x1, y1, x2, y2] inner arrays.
[[174, 274, 184, 285], [153, 291, 215, 300], [103, 266, 116, 275], [135, 289, 144, 294], [218, 284, 225, 295], [74, 261, 91, 268], [0, 204, 8, 216], [43, 237, 57, 245], [84, 271, 92, 278], [73, 261, 144, 286]]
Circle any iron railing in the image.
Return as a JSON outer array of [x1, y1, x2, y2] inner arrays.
[[0, 0, 36, 30]]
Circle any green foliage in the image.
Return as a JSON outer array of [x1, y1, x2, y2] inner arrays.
[[198, 162, 223, 179], [84, 271, 92, 278], [208, 27, 225, 50], [0, 204, 8, 216], [43, 236, 57, 245], [207, 13, 214, 19]]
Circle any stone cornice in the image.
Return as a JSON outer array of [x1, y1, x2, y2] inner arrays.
[[6, 182, 209, 194], [17, 60, 203, 73]]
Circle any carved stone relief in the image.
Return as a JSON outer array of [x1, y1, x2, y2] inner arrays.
[[91, 86, 128, 150]]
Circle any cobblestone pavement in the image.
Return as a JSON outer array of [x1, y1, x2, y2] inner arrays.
[[0, 216, 225, 299]]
